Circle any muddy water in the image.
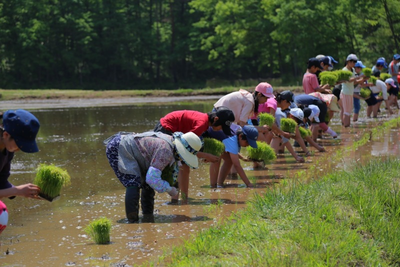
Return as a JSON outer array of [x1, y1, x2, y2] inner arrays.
[[0, 101, 399, 266]]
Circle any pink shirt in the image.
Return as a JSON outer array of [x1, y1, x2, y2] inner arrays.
[[214, 89, 254, 123], [303, 72, 320, 94], [251, 98, 277, 119]]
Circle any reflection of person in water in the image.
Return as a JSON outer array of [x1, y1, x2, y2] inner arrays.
[[105, 131, 201, 223]]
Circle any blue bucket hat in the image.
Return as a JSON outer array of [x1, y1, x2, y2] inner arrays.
[[376, 59, 387, 68], [242, 125, 258, 149], [3, 109, 40, 153], [355, 61, 366, 68]]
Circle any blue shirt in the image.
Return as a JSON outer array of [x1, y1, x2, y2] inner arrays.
[[223, 135, 240, 155]]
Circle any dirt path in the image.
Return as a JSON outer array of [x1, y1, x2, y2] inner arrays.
[[0, 95, 223, 110]]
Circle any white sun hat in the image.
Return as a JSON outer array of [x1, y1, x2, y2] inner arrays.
[[173, 132, 202, 169]]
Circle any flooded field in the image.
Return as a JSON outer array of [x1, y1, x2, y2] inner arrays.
[[0, 100, 399, 266]]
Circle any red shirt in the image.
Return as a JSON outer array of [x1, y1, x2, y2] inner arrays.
[[303, 72, 320, 94], [160, 110, 209, 137]]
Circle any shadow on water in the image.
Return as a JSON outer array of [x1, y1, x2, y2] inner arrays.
[[0, 101, 399, 265]]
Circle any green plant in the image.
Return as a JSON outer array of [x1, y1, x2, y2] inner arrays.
[[161, 164, 175, 186], [363, 68, 372, 77], [333, 70, 353, 81], [360, 88, 371, 98], [33, 164, 71, 201], [380, 73, 391, 81], [84, 217, 111, 244], [247, 141, 276, 163], [258, 113, 275, 127], [280, 118, 296, 133], [299, 127, 311, 138], [369, 76, 378, 85], [203, 138, 225, 156], [319, 72, 338, 86]]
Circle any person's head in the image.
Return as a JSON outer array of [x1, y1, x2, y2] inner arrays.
[[327, 56, 338, 70], [307, 58, 323, 73], [385, 78, 397, 89], [320, 56, 332, 71], [173, 132, 202, 169], [393, 54, 400, 64], [345, 54, 358, 68], [289, 108, 304, 124], [307, 104, 321, 123], [376, 58, 387, 70], [237, 125, 258, 149], [253, 82, 273, 113], [0, 109, 40, 153], [354, 61, 365, 74], [209, 106, 235, 136], [276, 91, 294, 110]]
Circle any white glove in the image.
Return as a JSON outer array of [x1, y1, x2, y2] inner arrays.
[[167, 187, 178, 197]]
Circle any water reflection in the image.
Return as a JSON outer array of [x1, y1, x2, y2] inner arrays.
[[0, 102, 399, 265]]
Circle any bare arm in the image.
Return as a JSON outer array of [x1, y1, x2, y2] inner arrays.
[[196, 151, 219, 163], [230, 153, 253, 187], [0, 183, 41, 199]]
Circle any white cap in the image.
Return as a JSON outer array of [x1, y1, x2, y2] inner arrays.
[[289, 108, 304, 121], [308, 105, 320, 122], [385, 78, 397, 88], [346, 54, 358, 61]]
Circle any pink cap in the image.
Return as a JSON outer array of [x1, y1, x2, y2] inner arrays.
[[255, 82, 275, 98]]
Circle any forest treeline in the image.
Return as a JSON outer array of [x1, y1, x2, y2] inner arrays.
[[0, 0, 399, 90]]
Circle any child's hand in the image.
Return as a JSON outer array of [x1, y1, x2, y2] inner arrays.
[[282, 132, 291, 139], [295, 156, 305, 163]]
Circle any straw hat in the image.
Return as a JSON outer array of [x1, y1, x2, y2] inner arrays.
[[173, 132, 202, 169]]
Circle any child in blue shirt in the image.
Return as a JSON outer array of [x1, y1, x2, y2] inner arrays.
[[216, 125, 258, 188]]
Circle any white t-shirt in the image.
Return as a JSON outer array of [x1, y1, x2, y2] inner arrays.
[[370, 80, 388, 100], [341, 67, 356, 95]]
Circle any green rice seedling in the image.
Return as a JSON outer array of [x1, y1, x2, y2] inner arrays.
[[280, 118, 296, 133], [246, 141, 276, 163], [363, 68, 372, 77], [202, 137, 225, 157], [369, 76, 377, 85], [33, 164, 71, 202], [319, 72, 338, 87], [299, 127, 311, 138], [360, 88, 371, 98], [333, 70, 353, 81], [258, 113, 275, 127], [380, 73, 391, 81], [84, 217, 111, 244], [161, 164, 175, 186]]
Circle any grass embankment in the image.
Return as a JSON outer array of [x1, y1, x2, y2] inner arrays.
[[152, 117, 400, 266], [0, 86, 299, 101]]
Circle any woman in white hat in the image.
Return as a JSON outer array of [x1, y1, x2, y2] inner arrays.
[[105, 131, 202, 223]]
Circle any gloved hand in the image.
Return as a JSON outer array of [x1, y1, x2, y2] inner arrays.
[[167, 187, 178, 197]]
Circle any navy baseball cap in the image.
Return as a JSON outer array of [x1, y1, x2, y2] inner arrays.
[[394, 54, 400, 60], [215, 106, 235, 136], [3, 109, 40, 153], [242, 125, 258, 149], [307, 58, 323, 69]]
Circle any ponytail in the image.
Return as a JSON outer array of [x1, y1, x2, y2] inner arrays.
[[253, 92, 260, 113]]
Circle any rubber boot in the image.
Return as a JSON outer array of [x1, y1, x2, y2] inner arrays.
[[141, 185, 155, 215], [125, 186, 140, 223]]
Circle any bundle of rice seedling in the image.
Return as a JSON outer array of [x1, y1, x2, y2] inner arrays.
[[319, 72, 338, 87], [280, 118, 296, 133], [33, 164, 71, 201], [84, 217, 111, 244], [369, 76, 378, 85], [202, 138, 225, 156], [259, 113, 275, 127], [363, 68, 372, 77], [333, 70, 353, 81], [161, 164, 175, 186], [380, 73, 391, 81], [360, 88, 371, 98], [299, 127, 312, 138], [246, 141, 276, 163]]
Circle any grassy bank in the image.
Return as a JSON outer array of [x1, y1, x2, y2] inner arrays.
[[150, 117, 400, 266], [0, 86, 300, 101]]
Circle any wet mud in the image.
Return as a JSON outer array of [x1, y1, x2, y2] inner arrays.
[[0, 100, 399, 266]]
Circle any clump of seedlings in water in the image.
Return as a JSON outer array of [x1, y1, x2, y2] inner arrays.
[[247, 141, 276, 163], [161, 164, 175, 186], [369, 76, 378, 85], [363, 68, 372, 77], [84, 217, 111, 244], [280, 118, 296, 133], [380, 73, 391, 81], [360, 88, 371, 99], [299, 127, 312, 138], [319, 72, 338, 87], [33, 164, 71, 202], [202, 138, 225, 156], [258, 113, 275, 127]]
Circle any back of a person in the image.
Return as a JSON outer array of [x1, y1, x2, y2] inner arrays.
[[214, 89, 254, 123], [303, 72, 319, 94], [160, 110, 208, 136]]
